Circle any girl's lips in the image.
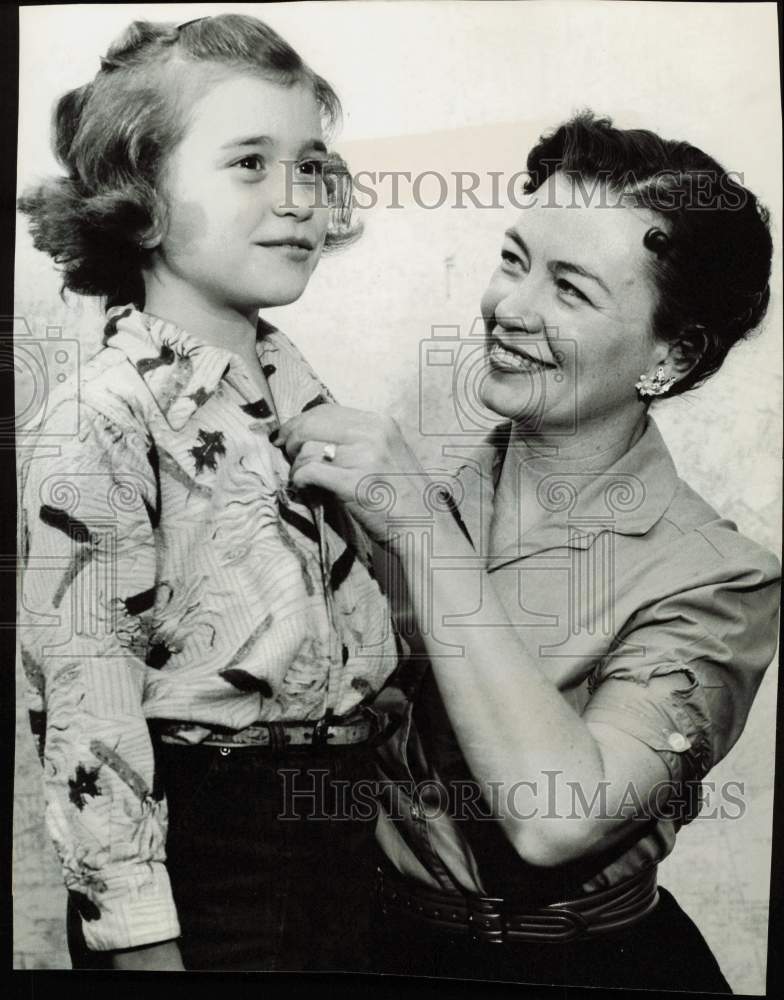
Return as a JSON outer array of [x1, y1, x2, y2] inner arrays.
[[256, 243, 313, 262], [256, 237, 315, 251]]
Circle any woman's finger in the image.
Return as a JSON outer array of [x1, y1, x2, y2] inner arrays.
[[274, 405, 346, 455], [289, 455, 353, 499], [289, 440, 343, 476], [275, 405, 380, 459]]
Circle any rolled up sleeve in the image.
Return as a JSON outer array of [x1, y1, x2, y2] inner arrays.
[[582, 538, 781, 785]]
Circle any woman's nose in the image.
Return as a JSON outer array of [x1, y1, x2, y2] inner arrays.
[[494, 302, 545, 336], [492, 278, 546, 336]]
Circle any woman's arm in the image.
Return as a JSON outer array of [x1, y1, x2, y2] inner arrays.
[[276, 407, 675, 866], [388, 504, 676, 866]]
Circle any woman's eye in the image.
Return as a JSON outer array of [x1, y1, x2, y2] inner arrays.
[[236, 154, 265, 172], [556, 278, 588, 302], [500, 249, 524, 269]]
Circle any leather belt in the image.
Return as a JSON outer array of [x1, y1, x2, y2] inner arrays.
[[156, 711, 395, 751], [377, 864, 659, 944]]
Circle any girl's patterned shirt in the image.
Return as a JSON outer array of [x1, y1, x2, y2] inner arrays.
[[19, 305, 400, 951]]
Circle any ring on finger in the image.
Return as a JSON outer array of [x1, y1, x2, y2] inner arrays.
[[322, 442, 337, 463]]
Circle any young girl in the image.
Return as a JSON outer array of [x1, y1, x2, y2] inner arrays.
[[18, 14, 399, 972]]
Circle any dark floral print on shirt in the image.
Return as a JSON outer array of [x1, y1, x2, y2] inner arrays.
[[68, 764, 102, 810], [136, 343, 176, 377], [190, 428, 227, 474], [241, 398, 272, 419], [187, 386, 213, 408]]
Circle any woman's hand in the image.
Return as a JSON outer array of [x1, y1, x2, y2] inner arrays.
[[274, 405, 435, 546]]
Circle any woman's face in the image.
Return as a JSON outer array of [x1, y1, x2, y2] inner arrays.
[[479, 172, 667, 439], [148, 73, 331, 318]]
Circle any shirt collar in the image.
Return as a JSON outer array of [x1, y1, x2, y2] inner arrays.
[[452, 418, 681, 567], [101, 304, 327, 432]]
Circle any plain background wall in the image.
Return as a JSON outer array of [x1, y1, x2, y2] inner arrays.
[[14, 3, 782, 991]]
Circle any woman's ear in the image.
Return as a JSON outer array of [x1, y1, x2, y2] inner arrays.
[[662, 326, 707, 380], [638, 327, 706, 398]]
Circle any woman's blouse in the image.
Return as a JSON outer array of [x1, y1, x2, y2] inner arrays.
[[376, 419, 780, 899], [19, 305, 399, 951]]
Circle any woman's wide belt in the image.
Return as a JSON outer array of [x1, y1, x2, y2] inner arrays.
[[377, 863, 660, 944]]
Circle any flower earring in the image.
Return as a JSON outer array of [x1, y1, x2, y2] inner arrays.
[[635, 366, 676, 398]]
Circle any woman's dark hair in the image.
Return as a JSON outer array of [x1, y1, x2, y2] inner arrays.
[[523, 111, 773, 396], [17, 15, 358, 310]]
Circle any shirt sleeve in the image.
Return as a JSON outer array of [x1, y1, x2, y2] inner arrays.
[[19, 392, 181, 951], [582, 537, 781, 786]]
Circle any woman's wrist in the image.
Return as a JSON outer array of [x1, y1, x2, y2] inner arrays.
[[382, 505, 469, 561]]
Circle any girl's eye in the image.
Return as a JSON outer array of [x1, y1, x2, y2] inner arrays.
[[297, 158, 326, 178], [236, 154, 265, 172], [556, 277, 589, 302]]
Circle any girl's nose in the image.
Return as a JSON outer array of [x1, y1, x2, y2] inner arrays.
[[272, 161, 316, 220]]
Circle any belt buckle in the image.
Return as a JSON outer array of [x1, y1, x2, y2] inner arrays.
[[466, 897, 505, 945], [308, 711, 335, 749], [507, 905, 589, 943]]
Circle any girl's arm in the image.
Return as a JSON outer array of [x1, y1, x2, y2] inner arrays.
[[20, 396, 183, 955]]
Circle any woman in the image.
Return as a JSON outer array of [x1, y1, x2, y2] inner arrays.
[[17, 14, 399, 971], [274, 113, 781, 991]]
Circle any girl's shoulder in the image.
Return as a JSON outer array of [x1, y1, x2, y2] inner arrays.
[[35, 339, 156, 445]]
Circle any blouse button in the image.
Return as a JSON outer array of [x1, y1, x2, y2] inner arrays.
[[667, 732, 691, 752]]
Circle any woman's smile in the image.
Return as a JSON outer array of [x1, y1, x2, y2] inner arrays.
[[486, 329, 558, 374]]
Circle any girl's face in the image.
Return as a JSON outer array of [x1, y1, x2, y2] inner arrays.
[[479, 172, 667, 439], [148, 73, 330, 318]]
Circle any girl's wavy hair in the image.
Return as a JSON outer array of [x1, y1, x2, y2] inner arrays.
[[17, 14, 360, 310], [524, 111, 773, 397]]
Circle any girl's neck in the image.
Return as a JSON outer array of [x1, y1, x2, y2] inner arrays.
[[143, 276, 260, 362]]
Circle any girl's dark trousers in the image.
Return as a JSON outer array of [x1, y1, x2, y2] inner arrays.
[[68, 738, 379, 971]]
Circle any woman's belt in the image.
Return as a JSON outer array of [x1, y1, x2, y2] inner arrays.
[[155, 710, 396, 750], [377, 863, 659, 944]]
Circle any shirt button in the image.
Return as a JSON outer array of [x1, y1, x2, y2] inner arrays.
[[667, 732, 691, 752]]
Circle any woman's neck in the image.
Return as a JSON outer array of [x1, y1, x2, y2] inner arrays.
[[504, 414, 647, 474], [490, 413, 648, 547]]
